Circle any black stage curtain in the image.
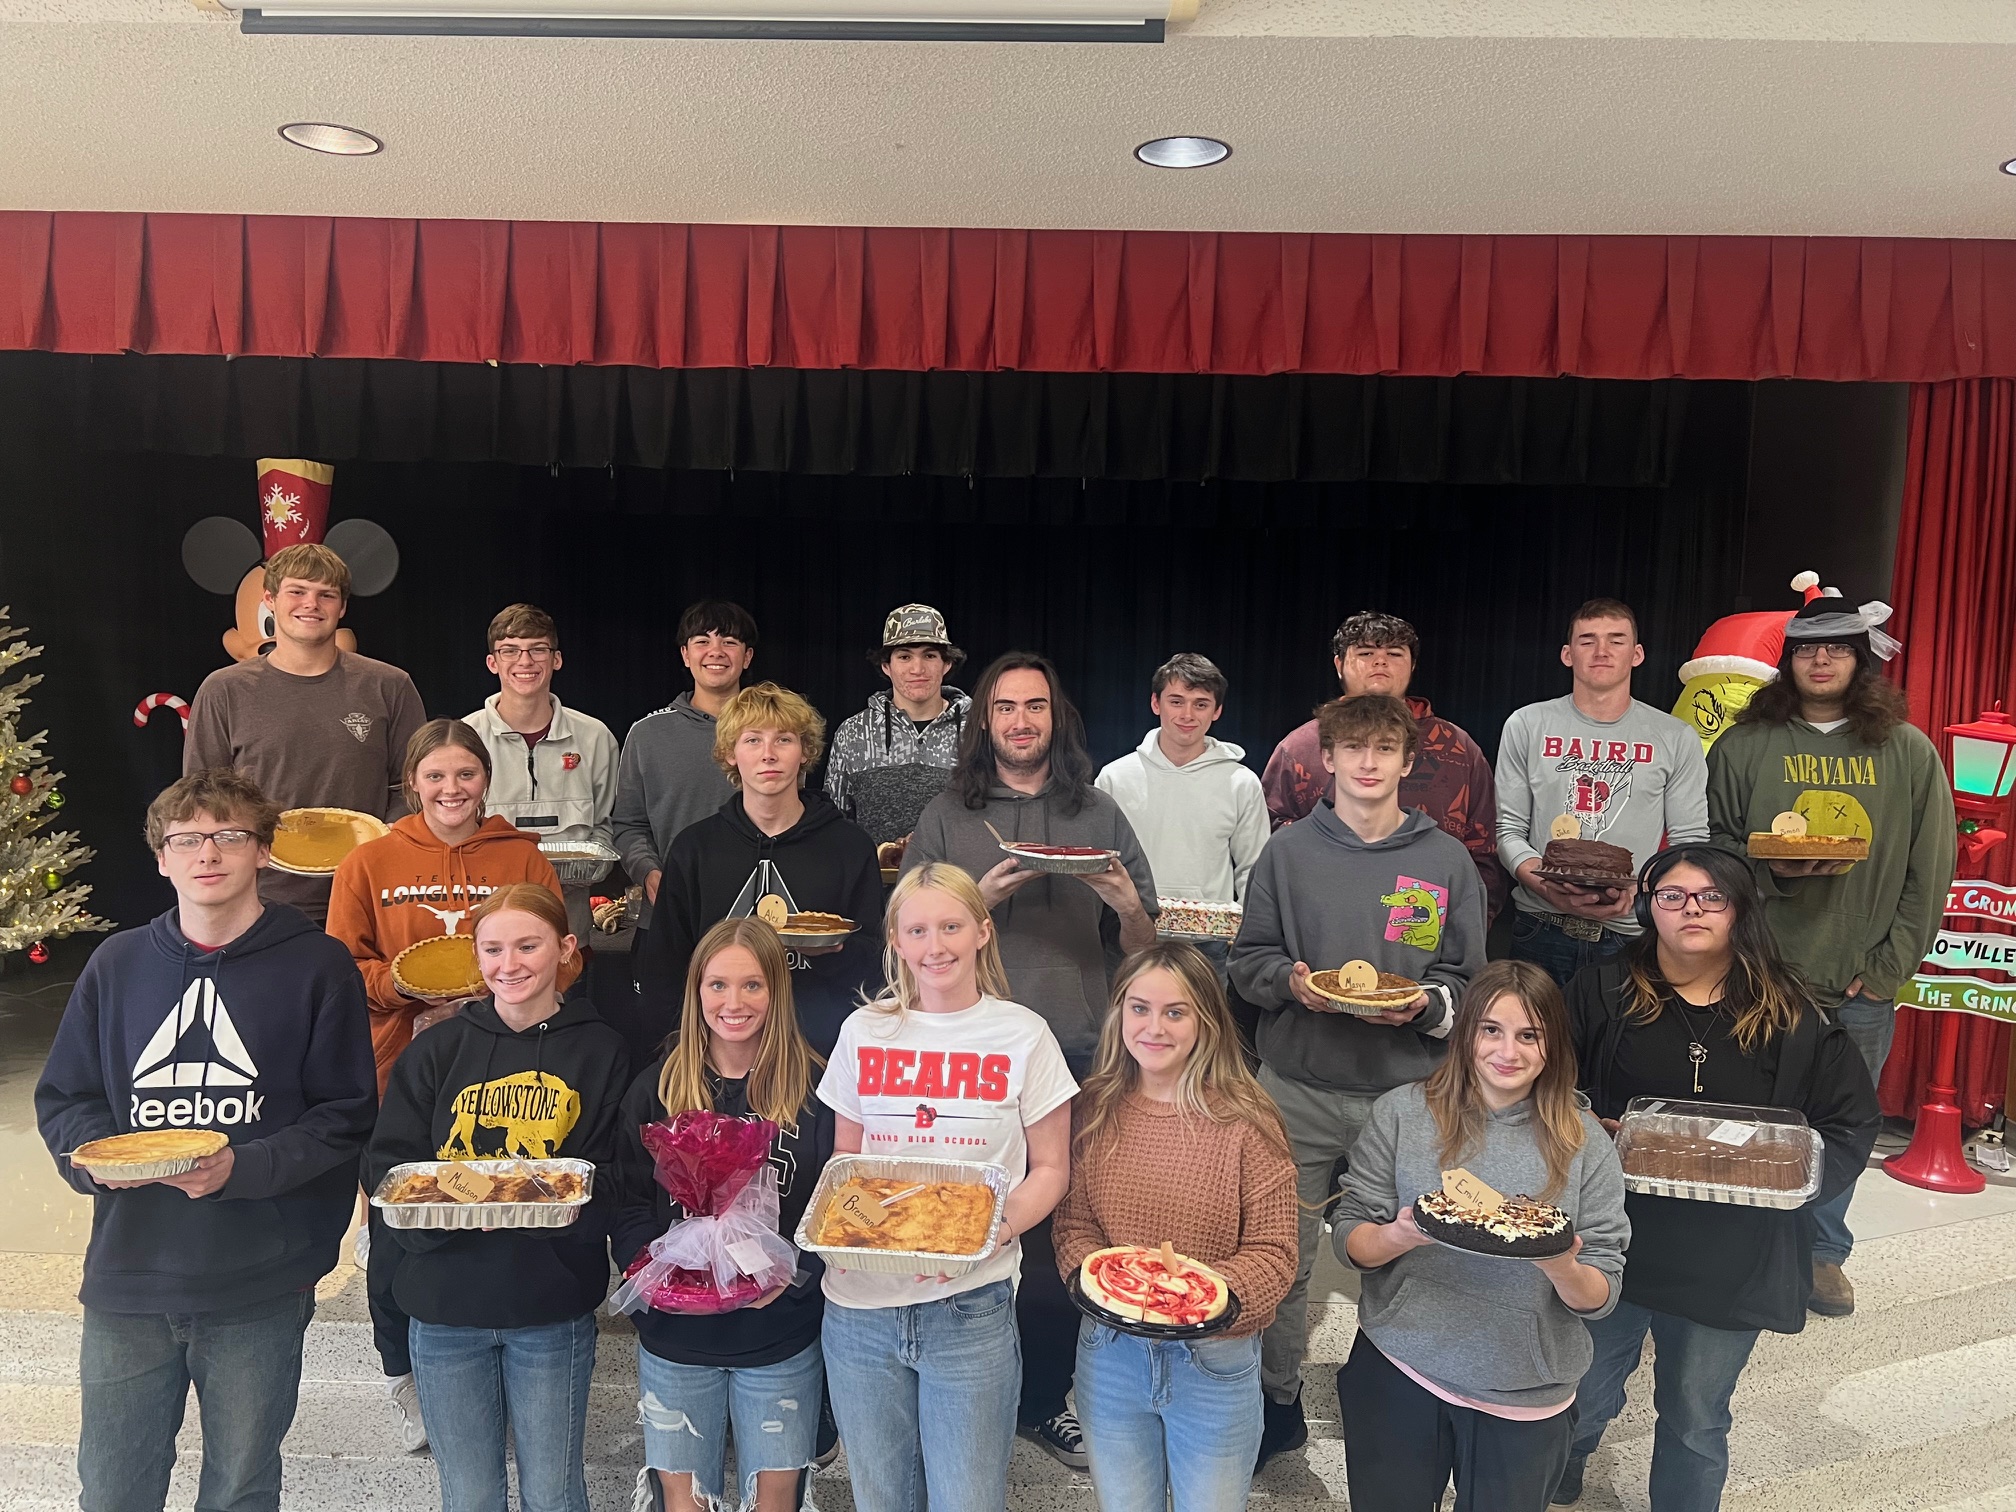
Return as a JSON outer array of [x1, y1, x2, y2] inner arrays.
[[24, 353, 1692, 486], [0, 353, 1748, 927]]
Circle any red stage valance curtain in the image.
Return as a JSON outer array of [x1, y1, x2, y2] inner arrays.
[[1882, 378, 2016, 1124], [10, 212, 2016, 379]]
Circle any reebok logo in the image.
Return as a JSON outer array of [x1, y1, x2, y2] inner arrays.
[[128, 979, 265, 1128]]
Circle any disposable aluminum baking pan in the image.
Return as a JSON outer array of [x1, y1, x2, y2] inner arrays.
[[370, 1158, 595, 1229], [794, 1154, 1011, 1277], [1616, 1098, 1824, 1210], [998, 842, 1117, 876], [538, 838, 619, 886], [67, 1132, 230, 1182]]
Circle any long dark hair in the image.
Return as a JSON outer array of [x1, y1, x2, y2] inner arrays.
[[1421, 960, 1585, 1202], [1622, 846, 1812, 1053], [1738, 643, 1908, 745], [949, 652, 1095, 814]]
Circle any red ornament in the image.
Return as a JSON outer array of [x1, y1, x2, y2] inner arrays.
[[562, 752, 581, 770], [27, 941, 48, 965], [9, 775, 30, 796]]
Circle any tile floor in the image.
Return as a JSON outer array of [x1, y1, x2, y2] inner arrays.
[[2, 954, 2012, 1510]]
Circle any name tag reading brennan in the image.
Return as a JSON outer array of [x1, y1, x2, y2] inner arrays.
[[437, 1163, 497, 1204], [1441, 1167, 1505, 1214], [833, 1181, 891, 1230]]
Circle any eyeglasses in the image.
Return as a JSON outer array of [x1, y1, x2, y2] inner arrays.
[[160, 829, 259, 854], [1790, 643, 1856, 661], [1651, 887, 1730, 913], [493, 645, 556, 663]]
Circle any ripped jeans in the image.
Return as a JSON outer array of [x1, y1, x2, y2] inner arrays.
[[638, 1337, 824, 1510]]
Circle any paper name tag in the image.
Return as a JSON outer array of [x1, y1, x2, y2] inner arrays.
[[1336, 959, 1379, 993], [833, 1182, 890, 1229], [437, 1163, 496, 1204], [1770, 811, 1809, 836], [756, 894, 789, 927], [1441, 1167, 1505, 1213], [1706, 1120, 1758, 1147], [1548, 814, 1583, 841], [726, 1238, 775, 1274]]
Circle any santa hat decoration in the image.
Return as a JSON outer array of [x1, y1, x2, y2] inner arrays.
[[255, 458, 335, 556], [1677, 570, 1839, 684]]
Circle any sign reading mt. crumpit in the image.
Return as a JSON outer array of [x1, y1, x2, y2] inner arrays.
[[1898, 880, 2016, 1026]]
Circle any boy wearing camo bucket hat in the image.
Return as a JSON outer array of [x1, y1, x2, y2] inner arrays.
[[824, 603, 973, 845]]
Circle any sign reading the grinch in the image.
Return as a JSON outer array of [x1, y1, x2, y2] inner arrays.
[[1896, 880, 2016, 1026]]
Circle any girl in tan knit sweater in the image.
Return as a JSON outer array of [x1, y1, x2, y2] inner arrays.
[[1054, 941, 1298, 1511]]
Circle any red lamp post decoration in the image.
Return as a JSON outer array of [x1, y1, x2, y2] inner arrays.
[[1884, 705, 2016, 1193]]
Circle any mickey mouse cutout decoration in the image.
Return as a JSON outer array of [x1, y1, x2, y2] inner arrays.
[[180, 459, 400, 661]]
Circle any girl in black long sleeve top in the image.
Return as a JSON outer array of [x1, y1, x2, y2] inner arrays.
[[1558, 847, 1879, 1511]]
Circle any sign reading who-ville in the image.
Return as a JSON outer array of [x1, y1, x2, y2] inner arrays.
[[1897, 879, 2016, 1027]]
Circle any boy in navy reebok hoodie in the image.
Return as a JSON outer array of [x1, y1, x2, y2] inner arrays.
[[36, 770, 376, 1512]]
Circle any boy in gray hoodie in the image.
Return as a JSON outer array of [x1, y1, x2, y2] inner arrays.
[[1229, 693, 1487, 1467]]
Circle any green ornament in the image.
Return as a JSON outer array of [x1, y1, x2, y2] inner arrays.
[[1960, 818, 1982, 835], [43, 870, 60, 891], [44, 789, 63, 809]]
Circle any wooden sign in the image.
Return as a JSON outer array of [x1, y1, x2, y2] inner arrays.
[[756, 894, 789, 928], [437, 1162, 496, 1204], [1548, 814, 1583, 841], [1440, 1167, 1505, 1214], [832, 1181, 891, 1229], [1769, 811, 1809, 836]]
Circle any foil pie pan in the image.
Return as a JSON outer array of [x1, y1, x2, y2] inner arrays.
[[998, 843, 1116, 876], [794, 1154, 1011, 1277], [370, 1158, 595, 1229], [538, 838, 619, 886]]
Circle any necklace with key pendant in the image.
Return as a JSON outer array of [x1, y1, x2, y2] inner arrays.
[[1669, 994, 1722, 1095]]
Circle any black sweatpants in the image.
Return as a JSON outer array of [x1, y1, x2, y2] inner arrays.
[[1016, 1210, 1080, 1426], [1337, 1331, 1575, 1512]]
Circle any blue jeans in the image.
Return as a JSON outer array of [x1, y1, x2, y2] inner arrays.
[[1075, 1319, 1261, 1512], [821, 1279, 1020, 1512], [79, 1289, 315, 1512], [1510, 911, 1630, 988], [1810, 990, 1894, 1264], [409, 1313, 598, 1512], [637, 1336, 824, 1504], [1570, 1300, 1760, 1512]]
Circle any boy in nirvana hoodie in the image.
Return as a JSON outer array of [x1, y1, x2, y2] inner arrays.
[[1229, 694, 1486, 1468], [1094, 651, 1269, 924], [635, 683, 884, 1057], [36, 770, 376, 1512]]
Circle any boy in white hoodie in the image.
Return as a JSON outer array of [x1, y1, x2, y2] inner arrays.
[[1096, 654, 1270, 943]]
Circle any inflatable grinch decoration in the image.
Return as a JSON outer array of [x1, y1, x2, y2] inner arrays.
[[1673, 571, 1838, 751]]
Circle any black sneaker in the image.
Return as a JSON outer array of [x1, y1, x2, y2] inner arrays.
[[1551, 1453, 1587, 1505], [1255, 1390, 1308, 1473], [1019, 1409, 1090, 1470]]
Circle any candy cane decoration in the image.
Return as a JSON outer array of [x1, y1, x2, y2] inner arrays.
[[134, 693, 191, 733]]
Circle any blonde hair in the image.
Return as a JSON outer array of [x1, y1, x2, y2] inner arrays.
[[263, 542, 351, 600], [1073, 943, 1289, 1162], [712, 683, 827, 787], [657, 917, 821, 1129], [867, 863, 1012, 1020], [1420, 961, 1586, 1202]]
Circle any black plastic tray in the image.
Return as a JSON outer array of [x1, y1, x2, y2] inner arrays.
[[1067, 1267, 1244, 1340]]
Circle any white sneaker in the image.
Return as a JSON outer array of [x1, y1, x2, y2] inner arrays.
[[353, 1225, 370, 1270], [386, 1372, 428, 1452]]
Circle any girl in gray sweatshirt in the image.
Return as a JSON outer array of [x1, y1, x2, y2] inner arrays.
[[1331, 960, 1629, 1512]]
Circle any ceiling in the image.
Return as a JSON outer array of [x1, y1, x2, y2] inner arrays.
[[6, 0, 2016, 235]]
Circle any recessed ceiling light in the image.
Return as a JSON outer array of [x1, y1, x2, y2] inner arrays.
[[1135, 136, 1231, 169], [2002, 158, 2016, 176], [279, 122, 383, 156]]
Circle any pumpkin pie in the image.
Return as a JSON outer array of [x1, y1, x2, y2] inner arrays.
[[269, 808, 390, 875], [71, 1129, 228, 1175], [392, 934, 484, 999]]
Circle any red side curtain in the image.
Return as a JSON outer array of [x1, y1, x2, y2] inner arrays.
[[1882, 379, 2016, 1123], [9, 213, 2016, 378]]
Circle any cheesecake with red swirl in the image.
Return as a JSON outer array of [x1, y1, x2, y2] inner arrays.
[[1079, 1245, 1232, 1326]]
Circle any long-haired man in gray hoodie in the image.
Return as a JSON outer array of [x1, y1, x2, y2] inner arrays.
[[1231, 693, 1487, 1471]]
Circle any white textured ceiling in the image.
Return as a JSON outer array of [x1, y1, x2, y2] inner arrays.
[[5, 0, 2016, 234]]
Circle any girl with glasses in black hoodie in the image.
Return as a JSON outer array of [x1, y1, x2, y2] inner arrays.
[[365, 883, 631, 1512]]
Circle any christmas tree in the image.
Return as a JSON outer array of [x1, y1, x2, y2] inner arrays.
[[0, 610, 110, 959]]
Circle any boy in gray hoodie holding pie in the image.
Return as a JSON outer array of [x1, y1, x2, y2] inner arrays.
[[1230, 693, 1487, 1469]]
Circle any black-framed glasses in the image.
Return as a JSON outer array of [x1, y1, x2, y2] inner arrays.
[[1651, 886, 1730, 913], [492, 644, 556, 662], [1790, 642, 1856, 661], [160, 829, 259, 854]]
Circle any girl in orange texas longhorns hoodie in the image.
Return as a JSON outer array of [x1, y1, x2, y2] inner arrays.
[[327, 811, 577, 1095]]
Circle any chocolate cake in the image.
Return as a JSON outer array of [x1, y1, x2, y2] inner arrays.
[[1540, 837, 1634, 880], [1413, 1189, 1575, 1258], [1619, 1128, 1809, 1192]]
